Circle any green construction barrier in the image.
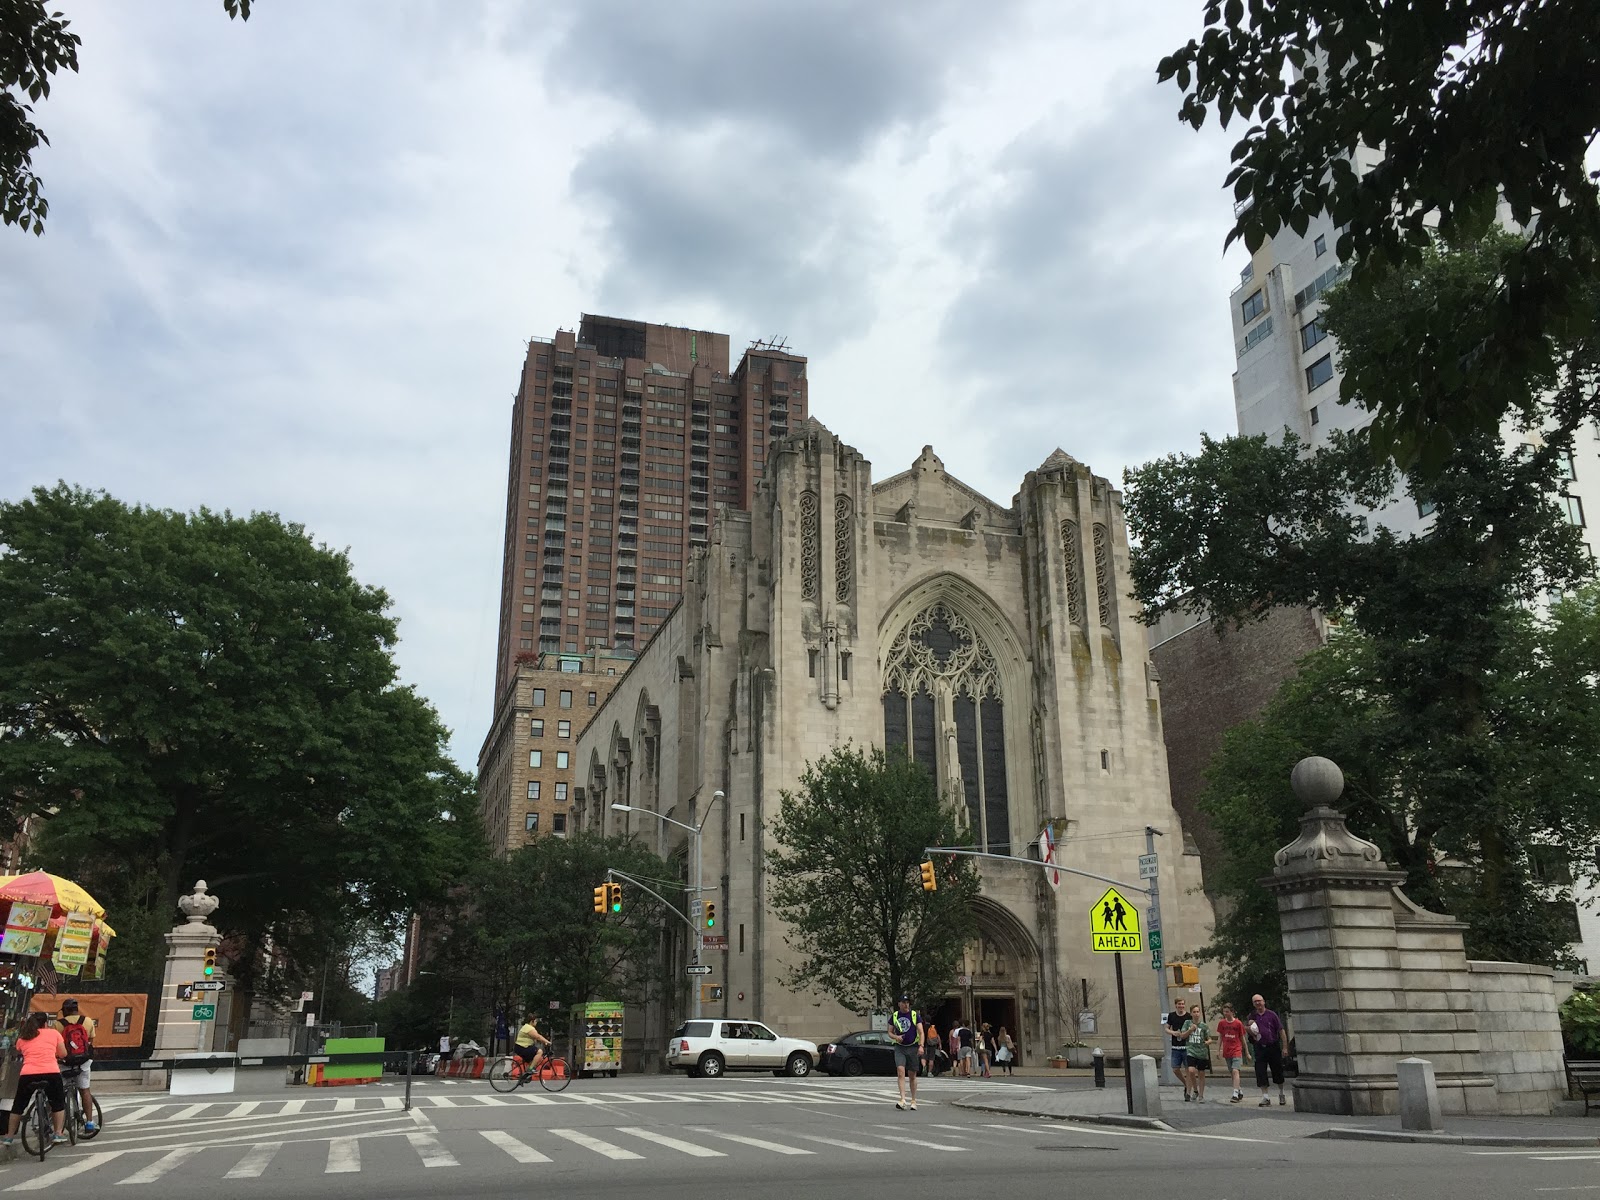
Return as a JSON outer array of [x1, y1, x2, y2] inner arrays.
[[322, 1037, 385, 1081]]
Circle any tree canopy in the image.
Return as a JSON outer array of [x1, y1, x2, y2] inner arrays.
[[2, 1, 251, 235], [1158, 3, 1600, 471], [0, 483, 475, 985], [765, 745, 981, 1013]]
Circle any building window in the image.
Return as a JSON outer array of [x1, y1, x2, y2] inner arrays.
[[558, 720, 571, 738], [1563, 494, 1586, 527], [531, 719, 544, 737], [1531, 846, 1573, 886], [739, 923, 745, 954], [554, 782, 568, 802], [1300, 318, 1326, 352], [808, 649, 817, 678], [556, 751, 569, 769], [529, 750, 542, 768], [527, 781, 540, 800], [532, 688, 546, 707], [1558, 450, 1577, 481], [525, 812, 539, 832], [1310, 405, 1320, 426], [1314, 234, 1327, 257], [1241, 288, 1265, 323], [840, 652, 851, 682], [1305, 354, 1334, 390], [739, 812, 746, 842], [553, 813, 567, 834], [588, 691, 598, 706], [1418, 496, 1438, 518], [1100, 749, 1110, 771], [559, 690, 573, 708]]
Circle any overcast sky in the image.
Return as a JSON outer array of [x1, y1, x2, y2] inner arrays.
[[1, 0, 1246, 767]]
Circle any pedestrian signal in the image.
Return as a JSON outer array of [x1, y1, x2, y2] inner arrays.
[[609, 883, 623, 914], [704, 902, 716, 928], [203, 947, 217, 977], [1170, 962, 1199, 986], [920, 861, 937, 892], [593, 885, 608, 914]]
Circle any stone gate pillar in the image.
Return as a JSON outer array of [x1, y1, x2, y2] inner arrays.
[[151, 881, 223, 1061], [1263, 758, 1496, 1116]]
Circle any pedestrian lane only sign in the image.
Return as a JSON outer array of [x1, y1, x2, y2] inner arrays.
[[1090, 886, 1142, 953]]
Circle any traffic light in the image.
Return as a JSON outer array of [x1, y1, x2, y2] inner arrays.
[[920, 861, 938, 892], [704, 902, 716, 928], [593, 885, 608, 914], [1170, 962, 1198, 987], [202, 947, 217, 977], [609, 883, 623, 914]]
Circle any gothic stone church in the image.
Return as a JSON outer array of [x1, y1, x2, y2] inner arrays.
[[572, 422, 1213, 1065]]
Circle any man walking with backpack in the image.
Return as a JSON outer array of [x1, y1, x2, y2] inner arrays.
[[59, 999, 96, 1133], [888, 995, 923, 1111]]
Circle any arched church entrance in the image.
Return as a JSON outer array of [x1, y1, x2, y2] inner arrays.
[[929, 898, 1041, 1066]]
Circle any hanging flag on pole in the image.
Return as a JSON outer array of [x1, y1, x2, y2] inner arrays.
[[1039, 826, 1061, 890]]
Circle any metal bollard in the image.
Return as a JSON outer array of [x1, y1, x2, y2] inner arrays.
[[1092, 1047, 1106, 1089]]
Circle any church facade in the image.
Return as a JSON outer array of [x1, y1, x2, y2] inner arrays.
[[572, 422, 1213, 1064]]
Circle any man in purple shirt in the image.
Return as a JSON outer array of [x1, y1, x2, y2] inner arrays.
[[1248, 994, 1289, 1107]]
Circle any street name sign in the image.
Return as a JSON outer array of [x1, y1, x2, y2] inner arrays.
[[1137, 853, 1158, 880], [702, 935, 729, 950], [1089, 886, 1143, 953], [686, 965, 713, 975], [191, 1004, 216, 1021]]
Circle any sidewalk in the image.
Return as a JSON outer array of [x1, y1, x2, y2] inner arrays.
[[951, 1082, 1600, 1146]]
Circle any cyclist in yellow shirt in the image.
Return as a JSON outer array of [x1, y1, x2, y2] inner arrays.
[[512, 1013, 551, 1077]]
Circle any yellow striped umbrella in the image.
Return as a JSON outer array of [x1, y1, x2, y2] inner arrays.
[[0, 871, 107, 919]]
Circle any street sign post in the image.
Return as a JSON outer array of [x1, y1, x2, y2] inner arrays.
[[191, 1004, 216, 1021], [1089, 886, 1143, 953], [686, 965, 713, 975]]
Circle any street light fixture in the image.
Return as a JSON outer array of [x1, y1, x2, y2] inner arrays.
[[611, 790, 724, 1019]]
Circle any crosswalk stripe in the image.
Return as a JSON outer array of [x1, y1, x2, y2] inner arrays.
[[224, 1102, 260, 1119], [116, 1147, 203, 1184], [405, 1130, 460, 1168], [280, 1100, 307, 1116], [1534, 1155, 1600, 1161], [382, 1097, 403, 1110], [7, 1151, 125, 1190], [615, 1126, 727, 1157], [326, 1137, 361, 1174], [225, 1141, 282, 1179], [869, 1132, 969, 1152], [334, 1098, 357, 1113], [480, 1130, 552, 1163], [425, 1096, 459, 1108], [168, 1104, 210, 1121], [111, 1106, 163, 1125], [469, 1095, 511, 1106], [549, 1128, 645, 1160], [690, 1128, 813, 1156], [787, 1132, 894, 1154]]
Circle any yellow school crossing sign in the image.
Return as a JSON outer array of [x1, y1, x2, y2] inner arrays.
[[1090, 886, 1142, 953]]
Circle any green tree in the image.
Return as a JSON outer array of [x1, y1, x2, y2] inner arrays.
[[2, 1, 251, 235], [436, 832, 675, 1044], [0, 483, 476, 986], [1158, 3, 1600, 471], [765, 745, 981, 1014]]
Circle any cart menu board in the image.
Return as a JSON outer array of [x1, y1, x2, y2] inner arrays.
[[53, 912, 94, 974], [0, 903, 50, 958], [582, 1001, 623, 1074]]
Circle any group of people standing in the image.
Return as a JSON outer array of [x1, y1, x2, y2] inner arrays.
[[888, 997, 1020, 1110], [1162, 993, 1289, 1105]]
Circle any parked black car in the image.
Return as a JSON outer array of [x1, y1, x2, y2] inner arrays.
[[819, 1031, 906, 1076]]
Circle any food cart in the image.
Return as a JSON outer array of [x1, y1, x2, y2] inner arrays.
[[579, 1001, 623, 1077]]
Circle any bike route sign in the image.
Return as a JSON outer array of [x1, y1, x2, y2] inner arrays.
[[191, 1004, 216, 1021], [1089, 886, 1142, 953]]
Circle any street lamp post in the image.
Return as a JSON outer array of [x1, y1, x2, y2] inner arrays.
[[613, 789, 724, 1021]]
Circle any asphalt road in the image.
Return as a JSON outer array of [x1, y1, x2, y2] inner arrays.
[[0, 1074, 1592, 1198]]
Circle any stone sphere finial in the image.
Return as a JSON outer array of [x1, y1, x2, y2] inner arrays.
[[1291, 756, 1345, 809], [177, 879, 220, 925]]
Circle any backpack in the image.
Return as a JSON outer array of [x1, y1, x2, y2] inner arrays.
[[63, 1018, 91, 1062]]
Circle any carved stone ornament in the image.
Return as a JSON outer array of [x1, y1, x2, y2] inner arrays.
[[882, 602, 1000, 699], [1272, 757, 1388, 877], [1092, 523, 1112, 626], [834, 495, 853, 603], [1059, 520, 1084, 626], [799, 491, 820, 600], [178, 880, 220, 924]]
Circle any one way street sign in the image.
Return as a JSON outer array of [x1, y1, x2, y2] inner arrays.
[[686, 965, 713, 975]]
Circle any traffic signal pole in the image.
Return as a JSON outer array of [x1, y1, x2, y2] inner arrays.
[[1145, 826, 1176, 1087]]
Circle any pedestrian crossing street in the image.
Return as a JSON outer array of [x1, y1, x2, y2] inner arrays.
[[1, 1115, 1065, 1189]]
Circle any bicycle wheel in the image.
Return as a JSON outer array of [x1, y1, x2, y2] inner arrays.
[[540, 1056, 572, 1093], [20, 1095, 48, 1161], [79, 1096, 104, 1141], [487, 1057, 522, 1093], [64, 1090, 78, 1147]]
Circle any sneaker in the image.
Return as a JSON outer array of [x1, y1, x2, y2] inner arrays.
[[1182, 1089, 1191, 1101], [895, 1100, 907, 1111], [1258, 1096, 1271, 1107], [51, 1135, 69, 1146], [908, 1100, 918, 1110], [83, 1122, 97, 1134], [1279, 1095, 1288, 1106], [0, 1137, 13, 1146], [1230, 1092, 1242, 1104]]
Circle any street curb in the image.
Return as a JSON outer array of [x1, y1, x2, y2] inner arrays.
[[950, 1099, 1171, 1132], [1310, 1128, 1600, 1147]]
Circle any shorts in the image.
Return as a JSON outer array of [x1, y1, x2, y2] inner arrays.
[[512, 1044, 541, 1063], [893, 1046, 920, 1073], [1254, 1043, 1285, 1087], [960, 1047, 975, 1062], [12, 1073, 65, 1115], [1169, 1047, 1188, 1071], [1224, 1056, 1244, 1071], [1187, 1055, 1211, 1073], [65, 1061, 91, 1089]]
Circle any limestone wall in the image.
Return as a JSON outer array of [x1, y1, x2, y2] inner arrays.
[[1468, 961, 1567, 1116]]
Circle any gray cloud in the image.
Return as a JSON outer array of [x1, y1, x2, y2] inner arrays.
[[937, 85, 1242, 487]]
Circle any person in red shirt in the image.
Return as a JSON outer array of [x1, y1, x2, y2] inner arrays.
[[2, 1013, 68, 1146], [1215, 1002, 1250, 1103]]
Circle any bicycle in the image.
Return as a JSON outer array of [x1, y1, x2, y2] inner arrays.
[[488, 1044, 571, 1093], [61, 1065, 102, 1142], [17, 1086, 59, 1162]]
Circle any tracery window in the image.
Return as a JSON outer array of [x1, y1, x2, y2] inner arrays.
[[1093, 523, 1112, 626], [1059, 520, 1084, 625], [799, 492, 820, 600], [834, 495, 853, 603], [881, 602, 1010, 854]]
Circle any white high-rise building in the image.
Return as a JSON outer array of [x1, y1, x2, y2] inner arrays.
[[1223, 205, 1600, 972]]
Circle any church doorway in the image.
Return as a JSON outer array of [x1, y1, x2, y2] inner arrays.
[[976, 996, 1018, 1052]]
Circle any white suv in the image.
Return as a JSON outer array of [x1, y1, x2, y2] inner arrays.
[[666, 1019, 817, 1079]]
